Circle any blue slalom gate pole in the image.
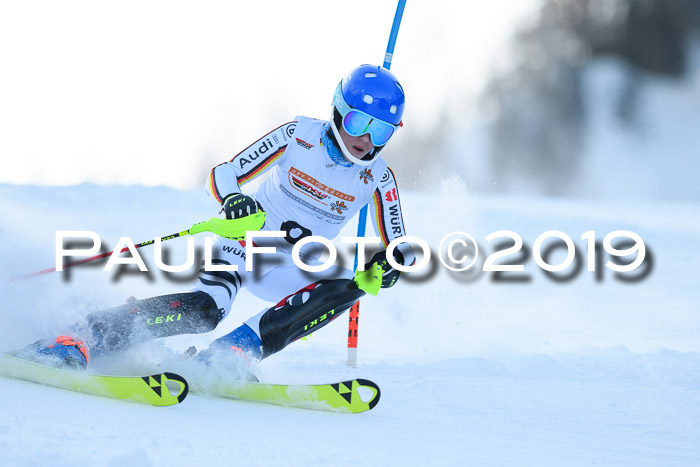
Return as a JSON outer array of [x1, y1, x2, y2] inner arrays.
[[383, 0, 406, 70], [348, 0, 406, 367]]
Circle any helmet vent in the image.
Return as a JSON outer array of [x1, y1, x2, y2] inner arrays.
[[364, 72, 377, 78], [363, 94, 374, 104]]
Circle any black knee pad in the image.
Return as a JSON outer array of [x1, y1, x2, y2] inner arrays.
[[86, 291, 223, 354], [257, 279, 365, 358]]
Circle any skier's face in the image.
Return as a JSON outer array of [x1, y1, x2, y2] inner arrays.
[[339, 126, 374, 159]]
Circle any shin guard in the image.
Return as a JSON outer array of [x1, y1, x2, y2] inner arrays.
[[256, 279, 365, 358], [85, 291, 223, 354]]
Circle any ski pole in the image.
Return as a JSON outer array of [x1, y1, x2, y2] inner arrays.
[[347, 0, 407, 368], [12, 213, 266, 281]]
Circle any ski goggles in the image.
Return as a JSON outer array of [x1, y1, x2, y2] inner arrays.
[[334, 85, 401, 146]]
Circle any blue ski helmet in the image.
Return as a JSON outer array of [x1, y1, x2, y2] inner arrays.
[[329, 64, 405, 166]]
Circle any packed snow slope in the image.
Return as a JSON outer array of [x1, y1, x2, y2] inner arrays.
[[0, 182, 699, 466]]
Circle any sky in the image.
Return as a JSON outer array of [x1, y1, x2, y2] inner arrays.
[[0, 0, 539, 189]]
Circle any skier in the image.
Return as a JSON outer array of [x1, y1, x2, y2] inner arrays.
[[19, 64, 414, 371]]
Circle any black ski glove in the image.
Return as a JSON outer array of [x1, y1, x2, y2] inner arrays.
[[220, 193, 263, 219], [364, 249, 405, 288]]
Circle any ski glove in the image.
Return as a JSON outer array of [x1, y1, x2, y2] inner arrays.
[[364, 249, 405, 288], [220, 193, 263, 220]]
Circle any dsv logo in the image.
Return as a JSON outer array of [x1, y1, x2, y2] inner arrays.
[[330, 200, 348, 214], [359, 169, 374, 184], [285, 123, 296, 139]]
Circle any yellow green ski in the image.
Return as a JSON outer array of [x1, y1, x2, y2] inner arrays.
[[0, 353, 188, 406], [0, 353, 380, 412], [199, 378, 381, 413]]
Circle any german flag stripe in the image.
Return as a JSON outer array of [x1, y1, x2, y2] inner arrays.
[[208, 166, 226, 203], [372, 189, 390, 247], [386, 166, 408, 234], [236, 146, 286, 186]]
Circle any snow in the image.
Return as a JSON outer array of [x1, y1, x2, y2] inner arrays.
[[1, 183, 699, 466]]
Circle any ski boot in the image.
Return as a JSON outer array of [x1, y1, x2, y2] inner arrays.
[[193, 324, 261, 382], [17, 335, 89, 370]]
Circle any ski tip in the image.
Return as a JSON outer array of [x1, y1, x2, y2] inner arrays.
[[163, 372, 189, 404], [354, 378, 381, 411], [331, 378, 381, 413]]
